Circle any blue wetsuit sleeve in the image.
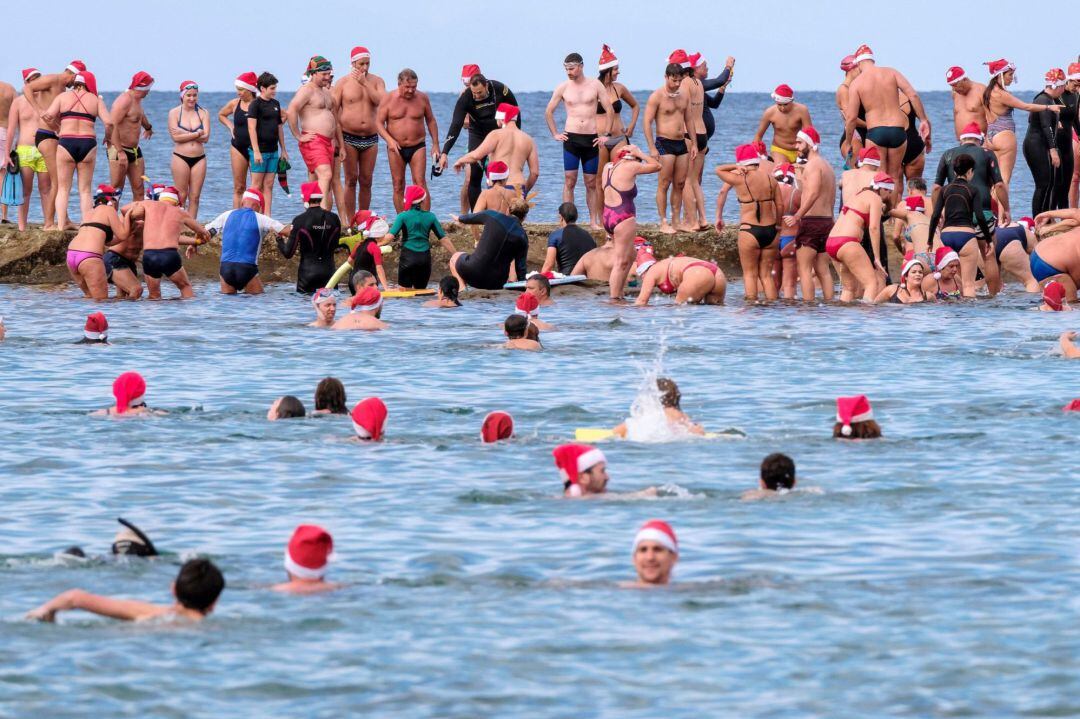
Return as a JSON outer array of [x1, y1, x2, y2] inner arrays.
[[547, 229, 562, 249], [441, 92, 470, 156], [701, 68, 730, 92], [431, 215, 446, 239], [457, 212, 484, 226]]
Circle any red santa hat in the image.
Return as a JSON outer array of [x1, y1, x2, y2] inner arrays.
[[178, 80, 198, 97], [158, 186, 180, 204], [857, 146, 881, 167], [283, 525, 334, 579], [1018, 216, 1035, 231], [365, 218, 389, 239], [840, 55, 856, 72], [351, 209, 374, 230], [903, 195, 925, 213], [22, 67, 41, 83], [66, 60, 86, 75], [635, 247, 657, 276], [129, 71, 154, 91], [959, 122, 984, 141], [773, 162, 796, 183], [852, 44, 874, 63], [494, 103, 519, 124], [688, 52, 704, 69], [515, 292, 540, 317], [113, 371, 146, 414], [771, 84, 794, 104], [84, 312, 108, 340], [234, 72, 258, 93], [751, 140, 768, 159], [667, 49, 691, 69], [301, 181, 323, 204], [599, 44, 619, 71], [350, 397, 387, 440], [870, 172, 895, 191], [242, 187, 265, 210], [486, 161, 509, 184], [481, 411, 514, 443], [835, 394, 873, 436], [1045, 68, 1066, 89], [934, 246, 960, 277], [1069, 62, 1080, 82], [75, 71, 97, 95], [900, 252, 922, 284], [633, 520, 678, 554], [552, 443, 606, 494], [403, 184, 427, 206], [984, 58, 1015, 78], [1043, 280, 1066, 311], [351, 46, 371, 63], [735, 144, 759, 165], [796, 126, 820, 150], [461, 64, 481, 85], [1063, 399, 1080, 412], [946, 66, 967, 86], [350, 285, 383, 313]]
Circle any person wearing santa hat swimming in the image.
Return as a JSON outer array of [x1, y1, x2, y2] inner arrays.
[[333, 45, 388, 220], [945, 66, 987, 141], [833, 395, 881, 439], [715, 144, 781, 300], [1040, 281, 1070, 312], [108, 71, 154, 203], [629, 520, 678, 586], [127, 186, 209, 299], [873, 251, 927, 304], [843, 44, 930, 204], [350, 397, 387, 441], [3, 70, 52, 231], [93, 371, 153, 416], [203, 187, 292, 295], [827, 171, 892, 302], [272, 525, 341, 594], [753, 84, 813, 165], [278, 181, 343, 293], [389, 184, 454, 289], [334, 285, 387, 331], [76, 311, 109, 344], [169, 80, 211, 221], [287, 55, 345, 212], [985, 59, 1061, 190], [454, 103, 538, 202], [481, 411, 514, 443], [514, 291, 554, 332], [644, 63, 697, 234], [553, 443, 609, 497], [921, 246, 962, 300], [502, 313, 541, 351], [376, 69, 441, 215]]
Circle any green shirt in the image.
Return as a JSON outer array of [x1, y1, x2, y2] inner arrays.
[[390, 208, 446, 253]]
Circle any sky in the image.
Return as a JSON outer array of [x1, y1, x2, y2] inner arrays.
[[5, 0, 1077, 94]]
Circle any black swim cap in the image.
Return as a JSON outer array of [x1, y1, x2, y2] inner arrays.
[[111, 517, 158, 557]]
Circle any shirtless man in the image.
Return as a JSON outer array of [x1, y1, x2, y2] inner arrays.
[[376, 68, 440, 213], [3, 70, 51, 230], [786, 126, 836, 301], [22, 60, 85, 229], [333, 46, 386, 219], [335, 286, 387, 330], [0, 79, 13, 224], [845, 44, 930, 202], [544, 53, 614, 231], [453, 103, 538, 196], [946, 66, 988, 140], [288, 55, 345, 212], [630, 520, 678, 587], [836, 56, 864, 167], [644, 64, 698, 234], [570, 238, 618, 280], [754, 84, 813, 164], [127, 187, 209, 299], [107, 201, 145, 299], [109, 72, 154, 201]]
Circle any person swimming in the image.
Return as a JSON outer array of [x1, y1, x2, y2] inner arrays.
[[503, 313, 542, 351], [422, 275, 462, 308], [742, 453, 798, 500], [313, 377, 347, 414], [267, 395, 305, 420], [553, 443, 608, 497], [309, 288, 338, 327], [631, 520, 678, 586], [834, 395, 881, 439], [612, 377, 705, 437], [111, 517, 158, 557], [272, 525, 340, 594], [350, 397, 387, 441], [335, 286, 388, 331], [97, 371, 150, 416], [76, 312, 109, 344], [481, 411, 514, 442]]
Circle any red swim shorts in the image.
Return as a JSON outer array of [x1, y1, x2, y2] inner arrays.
[[299, 134, 334, 172]]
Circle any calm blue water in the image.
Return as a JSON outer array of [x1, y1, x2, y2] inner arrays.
[[1, 281, 1078, 716], [12, 90, 1041, 225]]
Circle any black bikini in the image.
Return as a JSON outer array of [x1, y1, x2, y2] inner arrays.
[[80, 221, 114, 244], [174, 105, 207, 167], [738, 173, 778, 249]]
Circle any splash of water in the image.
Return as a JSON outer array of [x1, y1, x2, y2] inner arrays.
[[622, 335, 698, 443]]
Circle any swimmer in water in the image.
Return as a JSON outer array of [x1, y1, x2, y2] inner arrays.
[[921, 246, 962, 300], [515, 292, 554, 332], [111, 517, 158, 557], [874, 253, 928, 304], [834, 395, 882, 439], [1059, 331, 1080, 358], [526, 273, 555, 307], [335, 286, 388, 331], [1039, 281, 1070, 312], [633, 246, 727, 305], [630, 520, 678, 587], [76, 312, 109, 344], [553, 443, 609, 497], [350, 397, 387, 441], [503, 314, 542, 351], [94, 371, 151, 416], [481, 411, 514, 443], [741, 453, 798, 501], [272, 525, 340, 594], [27, 558, 224, 623], [613, 377, 705, 437], [422, 275, 462, 308], [313, 377, 347, 414], [267, 395, 305, 420], [310, 288, 338, 327]]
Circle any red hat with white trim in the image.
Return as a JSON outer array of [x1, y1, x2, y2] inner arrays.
[[984, 58, 1015, 78], [773, 162, 796, 183], [129, 71, 154, 91], [635, 247, 657, 276], [857, 146, 881, 167], [797, 126, 820, 149], [242, 187, 265, 210], [461, 64, 480, 85], [735, 144, 759, 165], [1069, 63, 1080, 81], [179, 80, 198, 97], [1063, 399, 1080, 412], [158, 186, 180, 204], [1045, 68, 1066, 89], [22, 68, 41, 83], [481, 411, 514, 443], [688, 52, 704, 69], [486, 160, 509, 184], [365, 218, 389, 239], [903, 195, 925, 213], [870, 172, 895, 191], [840, 55, 856, 72], [351, 209, 374, 230], [852, 44, 874, 63], [751, 140, 768, 158], [946, 66, 967, 85], [668, 49, 691, 68], [515, 292, 540, 317], [351, 46, 371, 63], [235, 72, 258, 93], [403, 185, 427, 206], [599, 44, 619, 71], [66, 60, 86, 75], [959, 122, 984, 141], [84, 312, 108, 340], [301, 181, 323, 204], [1018, 216, 1035, 231], [284, 525, 334, 579], [552, 443, 606, 496], [494, 103, 519, 124], [633, 520, 678, 554], [1043, 280, 1066, 311], [934, 246, 959, 277], [113, 371, 146, 414], [75, 71, 97, 95], [900, 251, 922, 283], [350, 397, 387, 440], [771, 84, 794, 104], [835, 394, 873, 436], [350, 285, 383, 313]]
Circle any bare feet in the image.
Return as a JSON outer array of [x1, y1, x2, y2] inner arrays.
[[676, 223, 697, 233], [659, 222, 676, 235]]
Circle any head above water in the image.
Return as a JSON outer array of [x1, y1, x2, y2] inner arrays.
[[760, 453, 796, 491], [526, 274, 551, 300], [315, 377, 347, 414], [268, 395, 306, 421], [656, 377, 681, 409], [504, 313, 528, 339], [439, 275, 461, 306], [632, 520, 678, 585], [173, 558, 225, 615]]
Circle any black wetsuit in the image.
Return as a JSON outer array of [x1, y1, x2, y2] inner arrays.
[[700, 67, 732, 141], [547, 224, 596, 275], [278, 207, 342, 293], [934, 143, 1002, 224], [1054, 90, 1080, 210], [902, 102, 925, 166], [441, 80, 519, 209], [455, 210, 528, 290], [1023, 91, 1061, 216]]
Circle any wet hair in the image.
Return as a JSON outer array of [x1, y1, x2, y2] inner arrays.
[[469, 73, 487, 87], [439, 275, 461, 306], [760, 453, 796, 490], [982, 75, 1001, 110], [275, 395, 306, 419], [599, 67, 615, 82], [350, 269, 375, 295], [93, 194, 114, 207], [504, 314, 528, 339], [665, 63, 683, 78], [508, 198, 530, 221], [564, 53, 584, 65], [907, 177, 927, 192], [398, 68, 418, 84], [314, 377, 347, 414], [656, 377, 681, 409], [558, 202, 578, 224], [832, 419, 883, 439], [174, 558, 225, 614], [952, 153, 975, 176], [525, 322, 541, 341], [257, 72, 277, 89], [527, 273, 551, 297]]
